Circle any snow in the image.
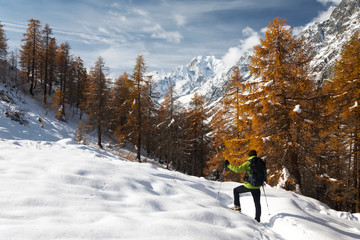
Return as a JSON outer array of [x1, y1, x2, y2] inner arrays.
[[1, 87, 360, 239], [350, 101, 358, 110], [264, 80, 274, 87], [293, 104, 302, 113]]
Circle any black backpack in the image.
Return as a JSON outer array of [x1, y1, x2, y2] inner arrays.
[[244, 157, 267, 187]]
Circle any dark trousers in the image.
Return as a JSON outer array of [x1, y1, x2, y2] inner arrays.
[[233, 185, 261, 222]]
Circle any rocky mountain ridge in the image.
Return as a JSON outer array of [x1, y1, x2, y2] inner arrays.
[[152, 0, 360, 105]]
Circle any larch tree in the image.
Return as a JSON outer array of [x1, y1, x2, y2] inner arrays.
[[0, 22, 7, 84], [142, 75, 159, 156], [208, 66, 251, 181], [109, 72, 134, 143], [56, 42, 71, 118], [0, 22, 7, 61], [156, 85, 185, 170], [8, 49, 19, 88], [20, 19, 42, 95], [130, 55, 147, 162], [72, 56, 88, 118], [47, 37, 57, 96], [326, 32, 360, 212], [247, 17, 316, 191], [82, 56, 110, 148], [185, 92, 211, 177], [41, 23, 52, 104], [222, 67, 253, 164]]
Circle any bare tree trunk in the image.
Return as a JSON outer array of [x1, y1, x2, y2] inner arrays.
[[97, 124, 103, 148]]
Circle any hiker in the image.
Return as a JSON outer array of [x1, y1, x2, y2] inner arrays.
[[224, 150, 263, 222]]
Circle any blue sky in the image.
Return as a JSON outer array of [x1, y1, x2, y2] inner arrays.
[[0, 0, 341, 77]]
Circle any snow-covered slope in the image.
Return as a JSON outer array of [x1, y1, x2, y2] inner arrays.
[[0, 87, 76, 141], [152, 0, 360, 105], [1, 85, 360, 239]]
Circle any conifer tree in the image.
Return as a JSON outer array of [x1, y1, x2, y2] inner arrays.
[[56, 42, 71, 117], [72, 56, 87, 118], [326, 32, 360, 212], [156, 85, 185, 170], [47, 38, 57, 96], [82, 56, 110, 148], [142, 75, 159, 156], [247, 17, 315, 190], [208, 66, 253, 181], [8, 49, 19, 87], [130, 55, 147, 162], [41, 23, 53, 104], [0, 22, 7, 61], [222, 67, 252, 163], [0, 22, 7, 84], [20, 19, 42, 95], [185, 92, 211, 176], [109, 72, 134, 143]]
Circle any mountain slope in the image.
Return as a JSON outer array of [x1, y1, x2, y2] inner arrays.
[[1, 85, 360, 239], [302, 0, 360, 81], [152, 0, 360, 105]]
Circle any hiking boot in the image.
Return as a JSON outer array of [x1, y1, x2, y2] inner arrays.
[[231, 206, 241, 212]]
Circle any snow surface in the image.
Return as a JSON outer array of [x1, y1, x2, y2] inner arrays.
[[1, 86, 360, 239]]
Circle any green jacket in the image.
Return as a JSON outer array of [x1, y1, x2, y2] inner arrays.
[[227, 155, 260, 189]]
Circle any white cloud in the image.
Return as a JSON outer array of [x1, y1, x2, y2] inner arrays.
[[317, 0, 342, 6], [144, 24, 183, 43], [133, 8, 148, 17], [108, 10, 127, 23], [98, 27, 109, 35], [222, 27, 260, 67], [175, 14, 186, 27]]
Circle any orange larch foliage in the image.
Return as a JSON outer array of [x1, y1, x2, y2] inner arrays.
[[247, 17, 316, 190]]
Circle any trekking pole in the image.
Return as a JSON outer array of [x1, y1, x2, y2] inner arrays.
[[262, 185, 271, 215], [216, 167, 226, 200]]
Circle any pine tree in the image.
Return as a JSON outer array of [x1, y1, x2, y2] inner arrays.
[[82, 56, 110, 148], [20, 19, 42, 95], [247, 17, 315, 190]]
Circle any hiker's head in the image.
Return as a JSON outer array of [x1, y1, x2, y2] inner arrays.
[[248, 150, 257, 157]]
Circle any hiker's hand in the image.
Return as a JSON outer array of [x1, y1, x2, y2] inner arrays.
[[224, 160, 229, 167]]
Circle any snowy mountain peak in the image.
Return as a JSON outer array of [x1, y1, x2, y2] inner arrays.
[[153, 55, 227, 104], [152, 0, 360, 105], [331, 0, 360, 21], [301, 0, 360, 80]]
